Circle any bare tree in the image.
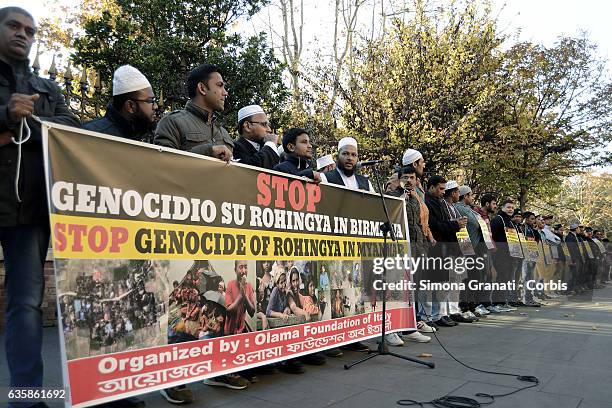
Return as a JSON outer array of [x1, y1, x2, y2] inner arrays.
[[280, 0, 304, 109], [328, 0, 366, 111]]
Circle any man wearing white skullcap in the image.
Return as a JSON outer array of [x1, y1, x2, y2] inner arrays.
[[231, 104, 280, 169], [86, 68, 153, 404], [88, 73, 158, 408], [319, 136, 375, 352], [400, 148, 426, 199], [454, 185, 489, 313], [316, 154, 335, 172], [441, 180, 472, 323], [402, 148, 423, 167], [320, 137, 374, 192], [85, 65, 157, 143], [399, 149, 442, 332]]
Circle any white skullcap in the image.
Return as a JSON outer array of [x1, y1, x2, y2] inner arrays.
[[112, 65, 151, 96], [338, 137, 358, 150], [402, 149, 423, 166], [445, 180, 459, 190], [458, 185, 472, 196], [316, 154, 334, 170], [238, 105, 265, 122]]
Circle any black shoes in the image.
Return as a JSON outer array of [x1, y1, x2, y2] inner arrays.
[[96, 397, 146, 407], [278, 359, 306, 374], [300, 352, 327, 365], [434, 316, 457, 327], [340, 341, 370, 352], [450, 313, 472, 323], [324, 347, 344, 357]]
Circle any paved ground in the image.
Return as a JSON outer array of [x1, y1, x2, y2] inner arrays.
[[2, 284, 612, 408]]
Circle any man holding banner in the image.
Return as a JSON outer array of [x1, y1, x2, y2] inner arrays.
[[441, 181, 473, 323], [0, 7, 80, 408], [490, 199, 522, 311], [454, 185, 487, 315], [521, 212, 542, 307], [425, 176, 465, 327]]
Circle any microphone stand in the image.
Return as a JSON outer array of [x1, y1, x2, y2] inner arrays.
[[344, 162, 434, 370]]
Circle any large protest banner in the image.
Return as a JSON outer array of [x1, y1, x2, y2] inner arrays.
[[42, 123, 415, 407]]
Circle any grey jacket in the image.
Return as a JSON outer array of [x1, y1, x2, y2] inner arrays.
[[153, 100, 233, 156], [454, 201, 483, 246]]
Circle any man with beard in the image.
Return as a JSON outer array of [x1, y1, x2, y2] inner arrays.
[[85, 65, 156, 142], [321, 137, 374, 191], [454, 186, 488, 314], [0, 7, 81, 408], [441, 181, 472, 323], [154, 64, 233, 161], [323, 137, 399, 348], [474, 193, 497, 302], [232, 104, 279, 169], [223, 260, 256, 335], [552, 224, 569, 291], [389, 164, 435, 342]]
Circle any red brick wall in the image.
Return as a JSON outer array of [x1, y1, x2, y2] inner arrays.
[[0, 249, 57, 328]]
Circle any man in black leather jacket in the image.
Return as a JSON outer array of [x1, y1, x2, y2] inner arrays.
[[0, 7, 80, 408]]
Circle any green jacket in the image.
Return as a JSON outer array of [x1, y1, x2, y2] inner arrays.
[[153, 100, 233, 156]]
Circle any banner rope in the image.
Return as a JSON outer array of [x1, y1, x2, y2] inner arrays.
[[11, 115, 42, 203]]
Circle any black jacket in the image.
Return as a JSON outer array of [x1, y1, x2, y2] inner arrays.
[[425, 191, 460, 243], [424, 191, 460, 280], [490, 210, 517, 258], [0, 59, 81, 226], [323, 168, 371, 191], [232, 136, 279, 169], [84, 104, 153, 143], [565, 232, 583, 264], [554, 232, 567, 262], [273, 153, 314, 179]]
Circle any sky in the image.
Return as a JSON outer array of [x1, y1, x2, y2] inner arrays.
[[3, 0, 611, 162], [6, 0, 612, 68]]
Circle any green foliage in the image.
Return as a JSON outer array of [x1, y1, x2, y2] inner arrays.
[[330, 0, 611, 206], [470, 37, 612, 207], [340, 0, 504, 177], [71, 0, 289, 130], [532, 172, 612, 237]]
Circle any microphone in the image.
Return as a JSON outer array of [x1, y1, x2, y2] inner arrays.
[[356, 159, 385, 169]]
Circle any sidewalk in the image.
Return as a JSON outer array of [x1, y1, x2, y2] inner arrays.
[[2, 284, 612, 408]]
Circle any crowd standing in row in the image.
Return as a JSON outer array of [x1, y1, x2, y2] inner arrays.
[[1, 7, 609, 408]]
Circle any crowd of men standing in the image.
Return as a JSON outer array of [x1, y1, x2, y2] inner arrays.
[[0, 6, 609, 408]]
